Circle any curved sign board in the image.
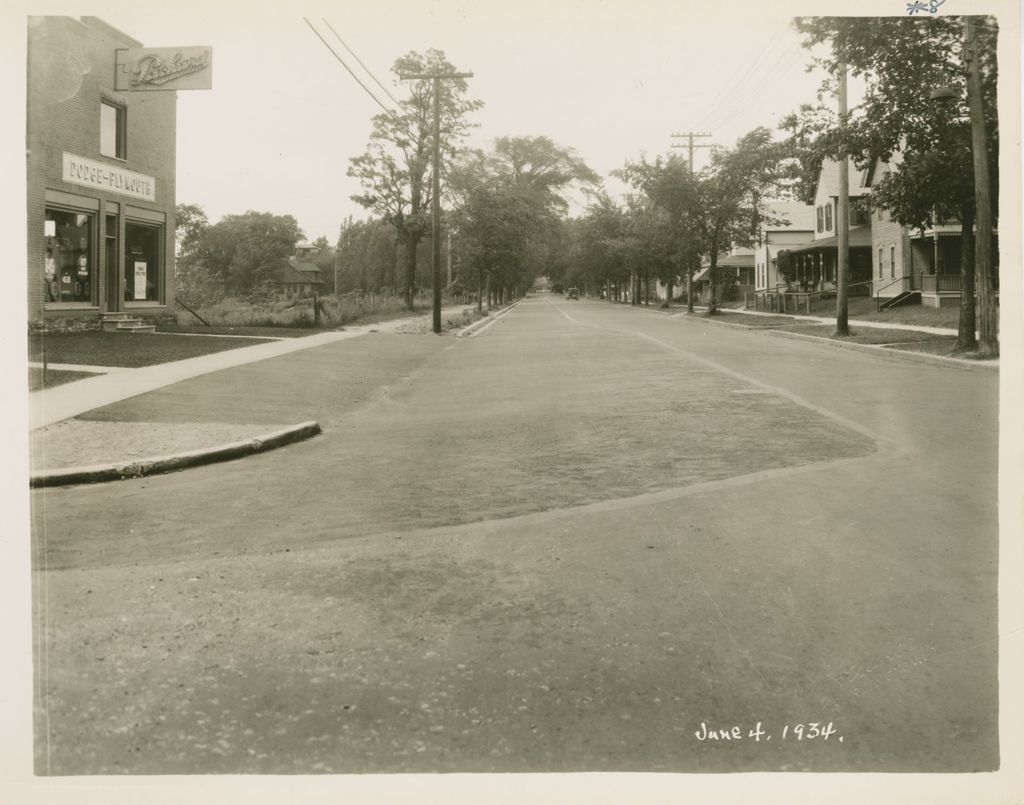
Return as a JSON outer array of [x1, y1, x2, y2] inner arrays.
[[115, 46, 212, 91]]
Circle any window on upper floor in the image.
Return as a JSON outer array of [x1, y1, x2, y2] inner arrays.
[[100, 101, 126, 159], [824, 203, 833, 231], [816, 206, 824, 233], [851, 198, 870, 227]]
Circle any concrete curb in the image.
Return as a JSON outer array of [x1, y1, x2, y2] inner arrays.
[[455, 299, 524, 338], [30, 420, 322, 488], [691, 315, 998, 371]]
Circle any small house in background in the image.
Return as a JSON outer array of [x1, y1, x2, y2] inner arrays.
[[694, 247, 755, 305], [753, 200, 815, 294], [274, 242, 323, 297]]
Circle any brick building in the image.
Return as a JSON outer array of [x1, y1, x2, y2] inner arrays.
[[27, 16, 178, 331]]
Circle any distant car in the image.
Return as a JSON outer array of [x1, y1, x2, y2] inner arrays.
[[566, 287, 579, 300]]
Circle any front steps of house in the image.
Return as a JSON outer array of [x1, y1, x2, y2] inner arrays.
[[101, 312, 156, 334]]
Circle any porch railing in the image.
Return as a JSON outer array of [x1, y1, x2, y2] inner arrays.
[[920, 274, 963, 293]]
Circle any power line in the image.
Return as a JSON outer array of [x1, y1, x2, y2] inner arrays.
[[302, 17, 412, 136], [708, 48, 802, 132], [702, 46, 806, 134], [686, 20, 792, 132], [321, 18, 403, 108], [702, 41, 804, 132]]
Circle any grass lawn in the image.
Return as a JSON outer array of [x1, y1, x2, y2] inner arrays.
[[805, 296, 961, 328], [28, 331, 272, 368], [884, 336, 995, 358], [28, 367, 100, 391], [777, 323, 949, 345]]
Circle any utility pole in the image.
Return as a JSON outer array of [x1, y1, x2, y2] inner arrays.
[[835, 61, 851, 337], [964, 17, 998, 358], [399, 69, 473, 334], [671, 132, 712, 313], [670, 131, 713, 174]]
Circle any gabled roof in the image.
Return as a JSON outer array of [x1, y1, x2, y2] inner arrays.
[[696, 254, 754, 276], [275, 257, 323, 285], [287, 256, 321, 277], [760, 200, 815, 232], [815, 157, 871, 199]]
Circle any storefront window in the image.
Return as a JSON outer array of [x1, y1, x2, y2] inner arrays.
[[125, 221, 161, 302], [44, 208, 94, 304]]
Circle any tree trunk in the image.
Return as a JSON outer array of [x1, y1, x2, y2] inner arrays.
[[707, 259, 719, 315], [954, 205, 977, 353], [403, 233, 419, 311], [477, 267, 483, 313], [686, 260, 694, 314], [663, 275, 673, 309]]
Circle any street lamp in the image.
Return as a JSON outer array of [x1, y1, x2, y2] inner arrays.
[[929, 85, 958, 104]]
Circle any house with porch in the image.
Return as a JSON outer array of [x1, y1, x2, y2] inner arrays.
[[867, 156, 995, 308], [694, 247, 755, 304], [752, 200, 815, 297], [783, 157, 875, 296]]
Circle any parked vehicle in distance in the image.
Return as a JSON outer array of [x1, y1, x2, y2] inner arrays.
[[567, 287, 579, 300]]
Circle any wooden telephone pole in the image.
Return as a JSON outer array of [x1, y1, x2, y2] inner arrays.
[[671, 132, 712, 313], [964, 17, 998, 357], [400, 69, 473, 334], [670, 131, 713, 174], [835, 61, 851, 336]]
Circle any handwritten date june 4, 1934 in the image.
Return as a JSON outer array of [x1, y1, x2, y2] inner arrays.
[[694, 721, 844, 743]]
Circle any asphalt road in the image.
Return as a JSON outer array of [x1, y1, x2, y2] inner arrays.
[[31, 295, 998, 774]]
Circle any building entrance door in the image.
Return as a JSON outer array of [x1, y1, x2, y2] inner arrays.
[[105, 214, 119, 312]]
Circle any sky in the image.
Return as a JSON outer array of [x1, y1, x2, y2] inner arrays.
[[3, 2, 1024, 802], [44, 0, 869, 243]]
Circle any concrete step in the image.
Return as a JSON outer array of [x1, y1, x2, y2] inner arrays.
[[115, 322, 156, 334], [100, 316, 155, 334]]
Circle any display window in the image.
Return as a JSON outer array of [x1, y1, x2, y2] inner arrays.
[[124, 221, 161, 302], [44, 208, 94, 304]]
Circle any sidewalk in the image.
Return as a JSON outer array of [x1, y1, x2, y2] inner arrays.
[[717, 306, 959, 336], [29, 305, 486, 480]]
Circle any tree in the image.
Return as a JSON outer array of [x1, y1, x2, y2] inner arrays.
[[615, 155, 702, 310], [696, 128, 789, 314], [791, 16, 999, 355], [175, 203, 208, 257], [192, 211, 304, 296], [336, 217, 400, 294], [452, 183, 540, 310], [449, 135, 598, 304], [348, 49, 481, 310], [173, 203, 222, 306]]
